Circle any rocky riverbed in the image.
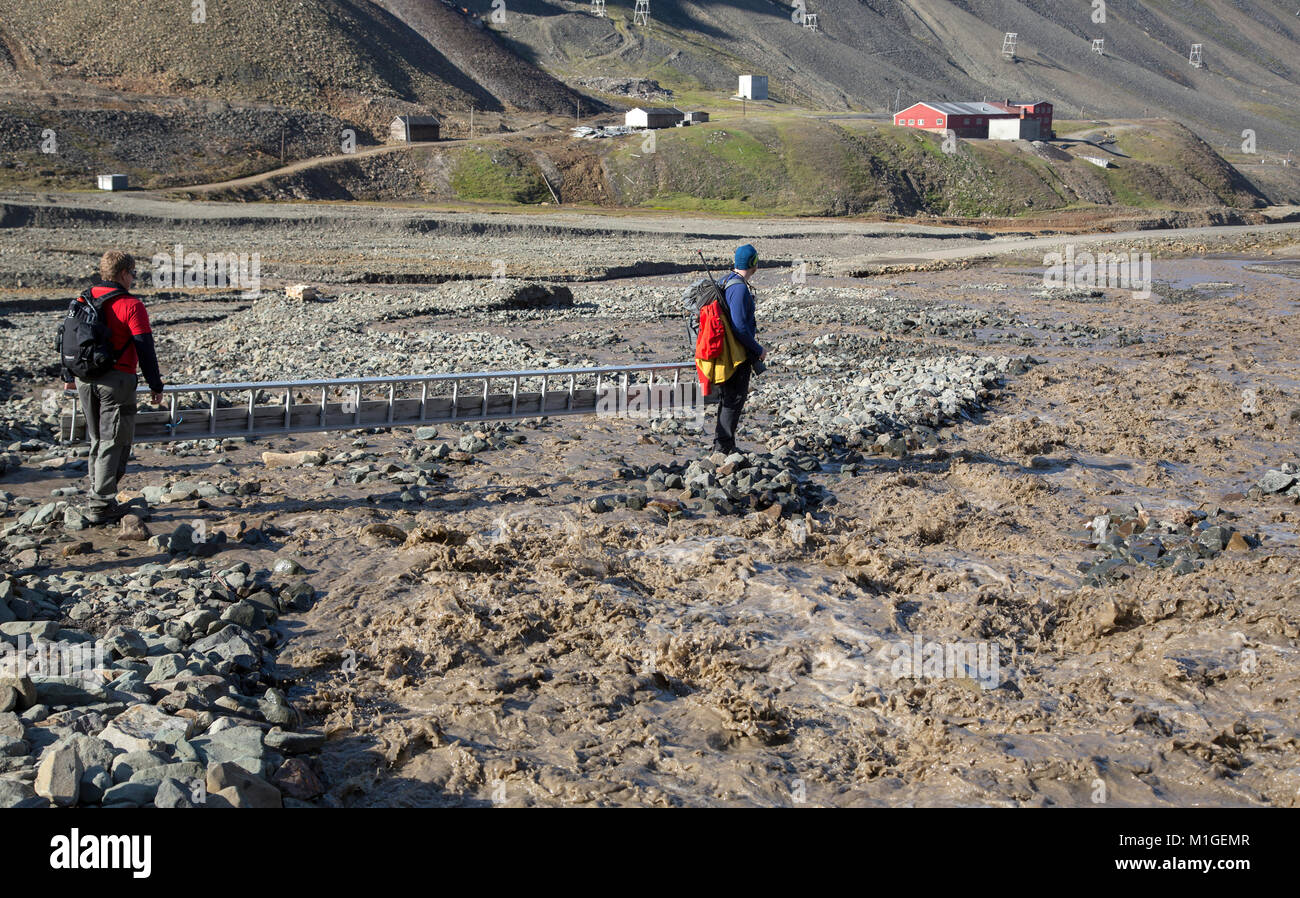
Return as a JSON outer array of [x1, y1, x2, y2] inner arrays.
[[0, 198, 1298, 807]]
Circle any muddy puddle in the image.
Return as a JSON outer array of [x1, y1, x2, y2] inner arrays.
[[244, 257, 1298, 807]]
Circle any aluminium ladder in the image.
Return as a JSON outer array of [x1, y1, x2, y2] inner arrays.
[[60, 362, 711, 444]]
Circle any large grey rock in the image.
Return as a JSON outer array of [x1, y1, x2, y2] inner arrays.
[[81, 767, 114, 804], [145, 654, 187, 684], [128, 761, 206, 787], [273, 557, 304, 575], [101, 780, 161, 807], [0, 778, 36, 808], [1258, 470, 1296, 493], [220, 601, 261, 630], [0, 677, 38, 711], [191, 725, 267, 775], [0, 733, 30, 757], [167, 523, 196, 555], [63, 507, 92, 531], [32, 677, 108, 707], [206, 762, 282, 809], [20, 704, 50, 723], [258, 689, 298, 728], [154, 776, 201, 808], [34, 742, 82, 806], [99, 704, 195, 753], [264, 728, 325, 753], [1, 620, 59, 641], [279, 581, 315, 612], [111, 750, 173, 784], [58, 733, 120, 799], [190, 628, 260, 671], [0, 712, 23, 742], [104, 631, 149, 660]]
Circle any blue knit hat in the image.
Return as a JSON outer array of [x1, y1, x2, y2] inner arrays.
[[734, 243, 758, 270]]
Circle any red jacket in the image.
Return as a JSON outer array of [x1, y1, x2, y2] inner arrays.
[[65, 280, 164, 392]]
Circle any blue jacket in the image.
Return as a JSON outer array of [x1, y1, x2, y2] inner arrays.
[[719, 272, 763, 360]]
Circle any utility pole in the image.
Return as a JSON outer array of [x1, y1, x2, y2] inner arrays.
[[576, 98, 580, 124], [470, 105, 475, 138], [280, 127, 285, 164]]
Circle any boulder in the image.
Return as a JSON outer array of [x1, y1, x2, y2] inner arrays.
[[0, 778, 36, 808], [32, 677, 108, 707], [111, 749, 173, 783], [101, 780, 160, 807], [280, 581, 315, 612], [264, 728, 325, 754], [118, 514, 151, 541], [98, 704, 195, 753], [34, 741, 82, 806], [272, 757, 323, 800], [358, 523, 406, 547], [128, 761, 206, 787], [1257, 470, 1296, 493], [206, 762, 282, 808], [261, 450, 326, 468], [191, 725, 267, 775], [0, 712, 22, 742], [258, 688, 298, 728], [154, 776, 202, 808], [190, 628, 260, 671]]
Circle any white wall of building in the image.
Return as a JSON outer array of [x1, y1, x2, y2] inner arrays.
[[738, 75, 768, 100]]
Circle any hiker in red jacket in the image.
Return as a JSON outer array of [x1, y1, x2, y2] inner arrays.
[[61, 252, 166, 524], [713, 243, 766, 454]]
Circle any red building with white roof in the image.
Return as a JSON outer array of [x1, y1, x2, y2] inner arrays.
[[894, 100, 1054, 139]]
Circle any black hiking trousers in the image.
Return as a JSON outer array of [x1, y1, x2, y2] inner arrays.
[[712, 360, 752, 454]]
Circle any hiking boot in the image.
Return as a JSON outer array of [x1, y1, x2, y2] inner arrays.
[[85, 503, 127, 525]]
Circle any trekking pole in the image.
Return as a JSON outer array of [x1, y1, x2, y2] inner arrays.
[[695, 249, 720, 282]]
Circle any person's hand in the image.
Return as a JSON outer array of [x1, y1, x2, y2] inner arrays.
[[150, 391, 164, 405], [759, 349, 768, 362]]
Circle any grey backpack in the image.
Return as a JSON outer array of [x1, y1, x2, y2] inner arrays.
[[682, 273, 740, 352]]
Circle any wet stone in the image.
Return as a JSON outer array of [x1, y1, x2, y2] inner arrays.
[[1257, 470, 1296, 494]]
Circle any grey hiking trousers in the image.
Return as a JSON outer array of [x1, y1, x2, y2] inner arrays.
[[76, 369, 138, 513]]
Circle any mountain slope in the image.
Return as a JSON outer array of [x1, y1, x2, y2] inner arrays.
[[0, 0, 584, 119], [497, 0, 1300, 148]]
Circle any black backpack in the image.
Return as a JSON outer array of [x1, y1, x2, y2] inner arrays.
[[57, 286, 129, 380], [682, 272, 740, 352]]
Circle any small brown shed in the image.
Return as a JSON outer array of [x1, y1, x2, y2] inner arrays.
[[390, 115, 441, 143]]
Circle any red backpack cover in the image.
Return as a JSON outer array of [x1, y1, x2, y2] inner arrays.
[[695, 300, 725, 361]]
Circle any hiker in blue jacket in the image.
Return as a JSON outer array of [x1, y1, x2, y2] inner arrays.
[[714, 243, 766, 454]]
